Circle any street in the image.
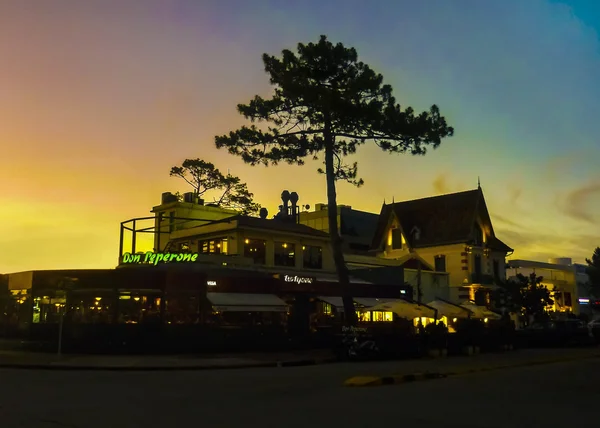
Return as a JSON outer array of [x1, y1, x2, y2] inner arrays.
[[1, 355, 598, 428]]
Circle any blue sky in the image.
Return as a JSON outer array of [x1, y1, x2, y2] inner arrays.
[[0, 0, 599, 271]]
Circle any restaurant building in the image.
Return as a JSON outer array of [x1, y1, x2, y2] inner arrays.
[[2, 191, 414, 351]]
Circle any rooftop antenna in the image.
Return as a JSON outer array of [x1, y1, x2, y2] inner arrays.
[[477, 176, 481, 189], [392, 196, 395, 204]]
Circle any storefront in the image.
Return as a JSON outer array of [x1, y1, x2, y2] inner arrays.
[[3, 261, 411, 352]]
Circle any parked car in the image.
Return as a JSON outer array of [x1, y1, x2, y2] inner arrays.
[[519, 319, 592, 347], [587, 319, 600, 343]]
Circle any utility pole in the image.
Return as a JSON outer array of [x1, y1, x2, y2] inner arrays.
[[410, 226, 422, 304], [417, 258, 422, 304]]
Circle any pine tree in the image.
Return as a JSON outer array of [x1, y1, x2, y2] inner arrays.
[[215, 36, 454, 324]]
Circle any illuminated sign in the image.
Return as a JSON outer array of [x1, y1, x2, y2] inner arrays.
[[283, 275, 313, 284], [122, 252, 198, 266], [579, 298, 590, 304], [207, 280, 217, 286]]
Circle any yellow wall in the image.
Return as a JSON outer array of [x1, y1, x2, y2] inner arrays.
[[404, 268, 451, 302], [506, 266, 580, 314], [298, 209, 341, 233], [158, 219, 335, 273], [239, 229, 335, 272], [374, 214, 510, 304], [413, 243, 468, 287], [151, 201, 238, 251]]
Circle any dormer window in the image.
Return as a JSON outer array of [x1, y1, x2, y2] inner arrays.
[[391, 228, 403, 250]]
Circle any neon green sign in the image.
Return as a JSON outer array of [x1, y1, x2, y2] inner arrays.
[[122, 252, 199, 266]]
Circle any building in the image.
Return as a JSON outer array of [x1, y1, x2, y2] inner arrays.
[[297, 201, 451, 304], [298, 203, 380, 254], [2, 191, 417, 350], [506, 258, 584, 315], [369, 187, 513, 303]]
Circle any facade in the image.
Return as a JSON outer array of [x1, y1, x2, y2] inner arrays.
[[1, 192, 419, 349], [297, 201, 451, 304], [369, 187, 513, 303], [506, 258, 584, 315], [298, 204, 380, 254]]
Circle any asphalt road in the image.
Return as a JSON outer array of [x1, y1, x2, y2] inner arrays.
[[1, 356, 598, 428]]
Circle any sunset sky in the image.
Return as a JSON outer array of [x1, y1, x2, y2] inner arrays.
[[2, 0, 600, 273]]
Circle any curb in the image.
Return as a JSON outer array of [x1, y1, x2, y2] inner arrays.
[[344, 353, 600, 387], [445, 353, 600, 377], [0, 357, 337, 372], [345, 372, 447, 387]]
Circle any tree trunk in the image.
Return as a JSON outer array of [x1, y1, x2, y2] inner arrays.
[[324, 127, 357, 326]]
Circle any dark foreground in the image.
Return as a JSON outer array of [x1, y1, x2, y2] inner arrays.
[[1, 353, 598, 428]]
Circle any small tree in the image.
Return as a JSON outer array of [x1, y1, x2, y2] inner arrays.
[[491, 273, 553, 325], [214, 36, 454, 325], [520, 273, 553, 323], [586, 247, 600, 297], [170, 159, 260, 215]]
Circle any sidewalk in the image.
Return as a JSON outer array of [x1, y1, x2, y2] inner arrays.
[[1, 345, 599, 373], [344, 347, 600, 386], [0, 348, 337, 371]]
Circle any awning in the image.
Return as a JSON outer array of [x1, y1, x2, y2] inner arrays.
[[460, 301, 502, 320], [353, 297, 403, 307], [207, 292, 288, 312], [362, 300, 437, 319], [317, 296, 345, 310], [314, 274, 373, 284], [427, 300, 472, 319]]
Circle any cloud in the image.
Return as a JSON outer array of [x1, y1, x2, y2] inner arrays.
[[432, 173, 450, 194], [492, 214, 522, 229], [507, 185, 522, 206], [557, 180, 600, 223], [497, 226, 600, 264]]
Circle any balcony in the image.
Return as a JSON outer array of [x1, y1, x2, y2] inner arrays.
[[470, 273, 496, 285]]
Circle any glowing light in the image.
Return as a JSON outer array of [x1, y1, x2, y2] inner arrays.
[[283, 275, 313, 284], [121, 251, 199, 265]]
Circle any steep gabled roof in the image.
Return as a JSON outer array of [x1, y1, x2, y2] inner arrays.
[[370, 188, 513, 252]]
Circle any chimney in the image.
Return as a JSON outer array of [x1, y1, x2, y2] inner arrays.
[[281, 190, 290, 219], [183, 192, 195, 203], [290, 192, 299, 223], [161, 192, 178, 204]]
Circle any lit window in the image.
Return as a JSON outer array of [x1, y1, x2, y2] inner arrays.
[[303, 245, 322, 269], [199, 238, 228, 255], [372, 311, 393, 322], [275, 242, 295, 267], [357, 311, 371, 322], [244, 238, 266, 264]]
